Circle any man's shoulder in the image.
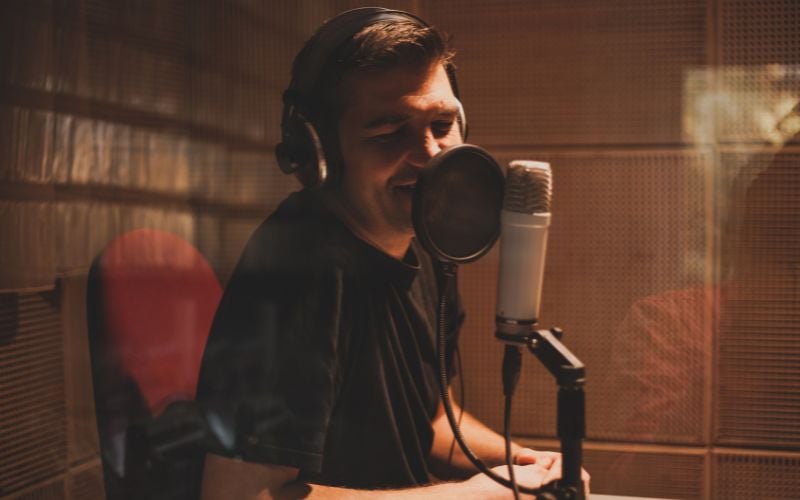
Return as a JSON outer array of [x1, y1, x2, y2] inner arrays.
[[237, 189, 358, 275]]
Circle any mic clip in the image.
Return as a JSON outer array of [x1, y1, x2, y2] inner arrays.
[[495, 317, 536, 345], [495, 321, 585, 387]]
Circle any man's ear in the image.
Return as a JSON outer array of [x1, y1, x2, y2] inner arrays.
[[455, 99, 468, 141]]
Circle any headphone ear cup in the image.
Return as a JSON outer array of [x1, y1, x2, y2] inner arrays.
[[275, 141, 300, 175], [275, 114, 329, 188]]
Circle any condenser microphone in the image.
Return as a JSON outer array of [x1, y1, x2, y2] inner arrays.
[[496, 161, 552, 326]]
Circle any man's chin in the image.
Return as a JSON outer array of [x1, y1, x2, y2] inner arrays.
[[387, 216, 415, 240]]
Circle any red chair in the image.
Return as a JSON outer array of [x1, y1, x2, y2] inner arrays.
[[87, 229, 222, 499]]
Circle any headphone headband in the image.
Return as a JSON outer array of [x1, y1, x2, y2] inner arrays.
[[289, 8, 432, 105]]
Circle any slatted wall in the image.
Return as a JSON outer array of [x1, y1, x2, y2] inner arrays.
[[1, 1, 799, 499], [0, 1, 419, 497]]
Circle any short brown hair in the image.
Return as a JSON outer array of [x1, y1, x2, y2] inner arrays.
[[292, 17, 455, 122]]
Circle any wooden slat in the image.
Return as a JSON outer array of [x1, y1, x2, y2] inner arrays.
[[0, 292, 66, 497]]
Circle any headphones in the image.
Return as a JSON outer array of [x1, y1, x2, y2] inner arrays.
[[275, 7, 468, 188]]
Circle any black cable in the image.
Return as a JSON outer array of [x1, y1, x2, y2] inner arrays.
[[504, 394, 521, 500], [436, 266, 542, 497], [447, 345, 465, 468]]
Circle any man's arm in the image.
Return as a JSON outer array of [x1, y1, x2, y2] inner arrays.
[[201, 453, 552, 500], [428, 389, 559, 480]]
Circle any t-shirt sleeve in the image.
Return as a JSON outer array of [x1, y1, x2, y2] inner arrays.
[[197, 245, 345, 473]]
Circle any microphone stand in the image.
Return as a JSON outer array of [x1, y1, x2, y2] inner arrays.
[[497, 323, 586, 500]]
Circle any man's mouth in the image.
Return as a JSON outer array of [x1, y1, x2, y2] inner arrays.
[[393, 182, 417, 194]]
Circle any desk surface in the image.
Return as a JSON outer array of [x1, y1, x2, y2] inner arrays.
[[592, 495, 675, 500]]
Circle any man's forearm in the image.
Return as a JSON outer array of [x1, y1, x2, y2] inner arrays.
[[429, 405, 524, 479]]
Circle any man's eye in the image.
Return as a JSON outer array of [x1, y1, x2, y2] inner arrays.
[[432, 120, 455, 137], [370, 127, 405, 144]]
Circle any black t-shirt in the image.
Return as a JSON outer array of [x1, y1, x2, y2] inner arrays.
[[196, 189, 463, 489]]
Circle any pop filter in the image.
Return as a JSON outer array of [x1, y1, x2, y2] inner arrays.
[[412, 144, 504, 264]]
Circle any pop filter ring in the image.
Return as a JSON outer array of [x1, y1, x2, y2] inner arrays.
[[412, 144, 505, 264]]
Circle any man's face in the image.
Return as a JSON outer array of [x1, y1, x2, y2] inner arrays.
[[334, 62, 463, 248]]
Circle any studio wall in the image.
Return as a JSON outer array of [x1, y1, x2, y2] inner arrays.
[[1, 1, 798, 498]]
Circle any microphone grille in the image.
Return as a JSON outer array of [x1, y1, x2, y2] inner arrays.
[[504, 160, 552, 213]]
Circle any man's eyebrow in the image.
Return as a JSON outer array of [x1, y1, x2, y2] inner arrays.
[[363, 105, 460, 129], [364, 113, 411, 129]]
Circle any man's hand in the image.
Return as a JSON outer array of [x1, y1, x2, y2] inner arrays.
[[513, 448, 591, 497], [464, 463, 551, 499], [514, 448, 560, 468]]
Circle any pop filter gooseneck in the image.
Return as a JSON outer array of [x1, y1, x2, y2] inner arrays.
[[412, 145, 542, 497]]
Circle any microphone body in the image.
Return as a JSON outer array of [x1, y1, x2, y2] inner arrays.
[[496, 161, 552, 325]]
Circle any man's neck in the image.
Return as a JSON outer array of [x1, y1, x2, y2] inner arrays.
[[322, 193, 412, 260]]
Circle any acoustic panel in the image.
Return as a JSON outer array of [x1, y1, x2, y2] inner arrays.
[[716, 147, 800, 449], [188, 0, 296, 143], [60, 276, 99, 465], [83, 0, 190, 54], [2, 1, 56, 92], [66, 463, 104, 500], [720, 0, 800, 66], [713, 67, 800, 145], [0, 2, 17, 87], [193, 213, 224, 282], [583, 447, 706, 499], [54, 202, 118, 275], [4, 0, 285, 146], [54, 202, 195, 276], [217, 216, 264, 285], [5, 479, 64, 500], [50, 114, 192, 196], [713, 450, 800, 499], [48, 110, 284, 207], [226, 151, 286, 207], [458, 150, 711, 445], [334, 0, 418, 11], [0, 106, 55, 183], [0, 202, 55, 292], [0, 292, 66, 497], [716, 1, 800, 143], [427, 0, 708, 146], [187, 142, 229, 203], [76, 0, 191, 120]]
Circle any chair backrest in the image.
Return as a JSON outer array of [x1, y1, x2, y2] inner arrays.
[[87, 229, 222, 499], [92, 228, 222, 415]]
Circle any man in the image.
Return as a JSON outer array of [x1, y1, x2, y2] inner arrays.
[[197, 8, 579, 498]]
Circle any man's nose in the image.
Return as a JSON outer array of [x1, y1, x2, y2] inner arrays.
[[406, 131, 442, 168]]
